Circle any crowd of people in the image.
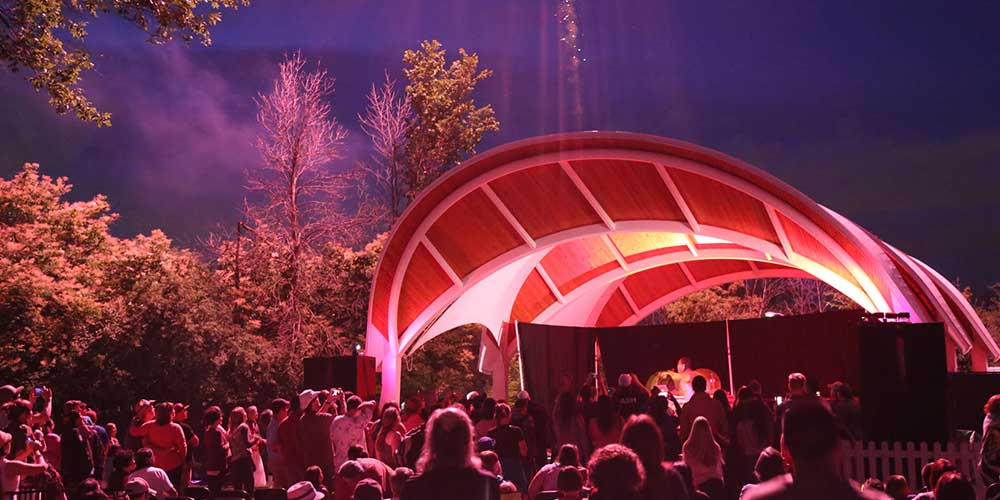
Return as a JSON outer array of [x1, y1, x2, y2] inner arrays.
[[1, 372, 997, 500]]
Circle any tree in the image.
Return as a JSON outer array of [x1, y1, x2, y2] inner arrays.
[[401, 325, 491, 400], [402, 40, 499, 196], [351, 74, 412, 234], [641, 278, 855, 324], [0, 0, 247, 126], [0, 163, 291, 415], [246, 51, 350, 345]]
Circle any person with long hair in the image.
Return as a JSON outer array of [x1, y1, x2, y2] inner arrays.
[[682, 416, 724, 493], [620, 415, 688, 500], [228, 407, 262, 495], [128, 403, 187, 488], [731, 386, 774, 486], [588, 396, 622, 451], [60, 410, 94, 490], [201, 406, 228, 493], [375, 407, 404, 469], [400, 407, 500, 500], [552, 392, 589, 462]]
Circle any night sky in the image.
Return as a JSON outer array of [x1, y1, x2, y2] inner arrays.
[[2, 1, 999, 292]]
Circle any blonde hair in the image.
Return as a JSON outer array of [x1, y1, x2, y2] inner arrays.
[[683, 416, 722, 468]]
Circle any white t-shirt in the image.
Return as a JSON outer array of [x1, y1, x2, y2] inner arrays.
[[330, 408, 373, 471], [128, 467, 175, 499]]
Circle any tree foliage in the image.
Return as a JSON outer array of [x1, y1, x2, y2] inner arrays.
[[402, 40, 499, 196], [643, 278, 856, 325], [401, 325, 490, 400], [242, 52, 351, 345], [0, 163, 288, 415], [0, 0, 247, 126]]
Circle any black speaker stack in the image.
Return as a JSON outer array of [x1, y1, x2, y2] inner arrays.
[[303, 356, 377, 400], [858, 321, 948, 443]]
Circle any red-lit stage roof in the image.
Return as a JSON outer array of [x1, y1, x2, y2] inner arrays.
[[366, 132, 998, 401]]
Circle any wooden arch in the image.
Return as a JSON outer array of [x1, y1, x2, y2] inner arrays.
[[365, 132, 999, 402]]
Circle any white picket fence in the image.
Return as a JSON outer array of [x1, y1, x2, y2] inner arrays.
[[838, 440, 986, 497]]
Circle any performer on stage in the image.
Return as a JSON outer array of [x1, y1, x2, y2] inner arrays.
[[645, 356, 722, 405]]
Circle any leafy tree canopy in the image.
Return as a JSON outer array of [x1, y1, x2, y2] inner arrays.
[[0, 0, 247, 126]]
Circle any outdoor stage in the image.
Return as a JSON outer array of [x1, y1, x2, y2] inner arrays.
[[362, 131, 999, 404]]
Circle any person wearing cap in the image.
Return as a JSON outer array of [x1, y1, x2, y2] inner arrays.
[[129, 403, 187, 488], [330, 395, 376, 475], [61, 410, 95, 490], [613, 373, 651, 419], [518, 390, 555, 477], [126, 400, 156, 451], [1, 428, 49, 496], [744, 399, 888, 500], [124, 476, 155, 500], [353, 478, 383, 500], [172, 403, 198, 493], [298, 389, 337, 490], [287, 480, 325, 500]]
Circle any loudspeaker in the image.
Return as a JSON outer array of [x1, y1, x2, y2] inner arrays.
[[303, 356, 377, 400], [858, 322, 948, 443]]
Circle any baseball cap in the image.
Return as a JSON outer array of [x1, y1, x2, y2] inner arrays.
[[125, 477, 154, 498]]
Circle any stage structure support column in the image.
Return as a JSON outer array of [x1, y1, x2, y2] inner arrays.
[[380, 334, 402, 406], [479, 325, 510, 400]]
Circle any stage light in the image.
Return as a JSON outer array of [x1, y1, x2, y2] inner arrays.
[[764, 311, 784, 318]]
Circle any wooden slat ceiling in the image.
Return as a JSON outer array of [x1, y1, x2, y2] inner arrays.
[[510, 268, 558, 323], [426, 189, 525, 278], [669, 168, 781, 245], [777, 213, 861, 289], [596, 288, 634, 327], [609, 232, 691, 263], [622, 264, 692, 310], [397, 243, 456, 334], [540, 236, 620, 295], [686, 259, 755, 282], [488, 163, 603, 239], [569, 159, 685, 221]]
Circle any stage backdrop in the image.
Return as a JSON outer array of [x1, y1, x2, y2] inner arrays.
[[517, 322, 596, 411], [517, 310, 864, 403], [596, 321, 730, 391], [728, 309, 863, 396]]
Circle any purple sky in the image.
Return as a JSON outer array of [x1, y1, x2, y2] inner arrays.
[[2, 1, 999, 292]]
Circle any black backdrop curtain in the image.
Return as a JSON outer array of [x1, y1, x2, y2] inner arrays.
[[728, 309, 863, 396], [518, 310, 865, 407], [597, 322, 730, 390], [517, 322, 596, 412]]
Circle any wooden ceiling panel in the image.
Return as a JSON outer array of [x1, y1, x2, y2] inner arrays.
[[778, 213, 859, 288], [596, 288, 634, 327], [397, 243, 456, 335], [510, 269, 558, 323], [541, 236, 619, 294], [686, 259, 753, 282], [623, 264, 691, 309], [426, 189, 526, 278], [668, 168, 780, 245], [753, 261, 797, 271], [488, 163, 603, 239], [609, 232, 690, 263], [569, 159, 685, 221]]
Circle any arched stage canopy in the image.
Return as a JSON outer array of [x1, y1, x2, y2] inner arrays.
[[365, 131, 998, 402]]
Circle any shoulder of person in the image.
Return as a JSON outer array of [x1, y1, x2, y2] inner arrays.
[[741, 474, 793, 500]]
